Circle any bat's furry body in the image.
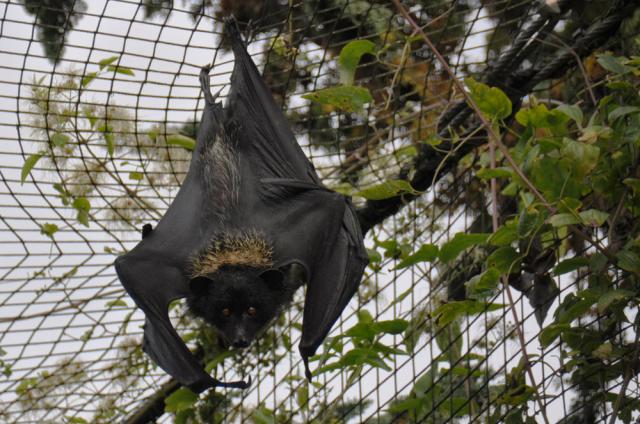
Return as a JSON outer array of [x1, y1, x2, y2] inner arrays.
[[115, 19, 367, 392], [201, 121, 241, 215], [189, 230, 273, 277]]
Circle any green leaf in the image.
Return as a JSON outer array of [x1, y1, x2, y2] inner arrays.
[[466, 268, 501, 299], [358, 309, 373, 323], [98, 56, 119, 70], [395, 144, 418, 158], [51, 132, 70, 147], [592, 342, 613, 360], [338, 39, 376, 85], [296, 384, 308, 408], [487, 246, 520, 274], [345, 319, 408, 339], [204, 351, 234, 373], [81, 71, 97, 87], [371, 341, 406, 356], [40, 223, 59, 239], [434, 300, 504, 326], [395, 244, 438, 269], [16, 377, 38, 395], [578, 125, 612, 144], [590, 253, 608, 272], [366, 248, 382, 264], [608, 106, 640, 121], [553, 257, 589, 276], [476, 167, 512, 179], [21, 153, 43, 183], [128, 171, 144, 181], [597, 290, 634, 314], [302, 85, 372, 112], [72, 197, 91, 227], [439, 233, 490, 263], [424, 135, 442, 146], [597, 54, 631, 74], [549, 213, 579, 227], [345, 322, 377, 340], [539, 323, 569, 348], [488, 222, 518, 246], [167, 134, 196, 151], [617, 250, 640, 274], [164, 387, 198, 413], [518, 208, 544, 237], [354, 180, 421, 200], [105, 299, 128, 309], [374, 319, 409, 335], [464, 77, 512, 120], [624, 178, 640, 195], [517, 104, 568, 130], [98, 124, 115, 156], [579, 209, 609, 227], [389, 397, 424, 414], [66, 417, 89, 424], [107, 65, 135, 76], [557, 293, 597, 324], [561, 138, 600, 177], [556, 104, 583, 127], [252, 409, 276, 424], [84, 109, 97, 128], [439, 396, 469, 418]]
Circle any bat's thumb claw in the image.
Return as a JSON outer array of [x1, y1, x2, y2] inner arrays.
[[303, 358, 313, 382]]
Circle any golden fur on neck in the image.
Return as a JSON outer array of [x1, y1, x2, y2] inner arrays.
[[190, 230, 272, 277]]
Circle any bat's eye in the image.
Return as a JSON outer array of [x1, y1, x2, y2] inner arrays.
[[222, 308, 231, 317], [247, 307, 257, 316]]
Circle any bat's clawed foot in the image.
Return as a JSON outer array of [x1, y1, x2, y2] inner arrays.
[[199, 66, 215, 105], [199, 65, 223, 105]]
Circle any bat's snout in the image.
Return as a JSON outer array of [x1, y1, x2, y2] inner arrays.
[[232, 336, 250, 349]]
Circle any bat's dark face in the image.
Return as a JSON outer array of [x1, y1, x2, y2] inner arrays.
[[186, 266, 286, 348]]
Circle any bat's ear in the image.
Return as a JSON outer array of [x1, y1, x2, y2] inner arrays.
[[259, 269, 284, 290], [189, 276, 212, 295]]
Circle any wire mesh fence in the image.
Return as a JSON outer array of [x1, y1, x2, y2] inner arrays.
[[1, 0, 640, 422]]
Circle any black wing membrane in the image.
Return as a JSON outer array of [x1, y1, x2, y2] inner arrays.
[[225, 20, 319, 183], [114, 65, 249, 392], [298, 199, 368, 378], [223, 19, 368, 379]]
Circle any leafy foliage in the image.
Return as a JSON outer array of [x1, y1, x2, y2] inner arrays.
[[23, 59, 192, 230]]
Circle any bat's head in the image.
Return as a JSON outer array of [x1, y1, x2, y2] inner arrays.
[[186, 265, 287, 349]]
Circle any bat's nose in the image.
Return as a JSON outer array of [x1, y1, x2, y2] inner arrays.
[[233, 338, 249, 348]]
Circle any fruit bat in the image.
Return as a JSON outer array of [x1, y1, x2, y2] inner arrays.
[[114, 19, 368, 393]]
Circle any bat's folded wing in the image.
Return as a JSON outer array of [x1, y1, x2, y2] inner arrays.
[[290, 192, 368, 378], [225, 20, 319, 183], [115, 255, 248, 392]]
